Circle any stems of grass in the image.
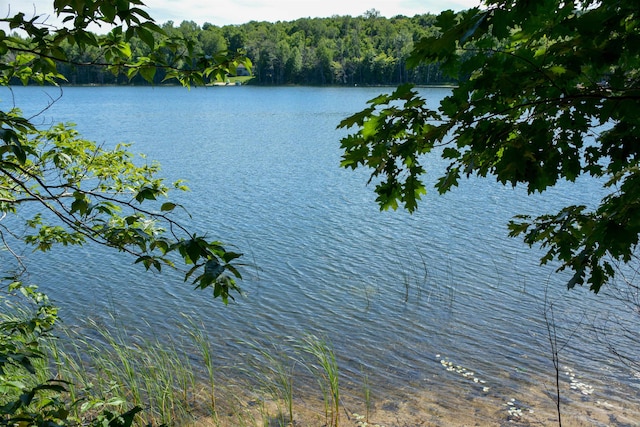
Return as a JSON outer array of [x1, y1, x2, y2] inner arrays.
[[40, 315, 219, 426], [361, 367, 371, 423], [243, 339, 295, 426], [299, 334, 340, 427], [185, 315, 219, 422]]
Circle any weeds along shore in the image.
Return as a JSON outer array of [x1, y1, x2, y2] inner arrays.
[[19, 312, 636, 427]]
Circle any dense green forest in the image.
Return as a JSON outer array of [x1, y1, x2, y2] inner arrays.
[[51, 9, 449, 86]]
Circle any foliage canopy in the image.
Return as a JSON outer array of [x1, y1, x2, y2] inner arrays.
[[4, 11, 449, 86], [339, 0, 640, 293]]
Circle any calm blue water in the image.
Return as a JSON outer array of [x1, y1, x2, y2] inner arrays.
[[3, 86, 639, 418]]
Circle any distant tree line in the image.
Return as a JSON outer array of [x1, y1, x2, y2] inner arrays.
[[31, 9, 453, 86]]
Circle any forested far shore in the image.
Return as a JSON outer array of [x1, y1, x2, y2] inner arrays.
[[12, 9, 454, 86]]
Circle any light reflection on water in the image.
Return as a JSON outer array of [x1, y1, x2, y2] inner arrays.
[[2, 85, 639, 422]]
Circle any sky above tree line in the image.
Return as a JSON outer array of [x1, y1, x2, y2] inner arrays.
[[11, 0, 481, 28]]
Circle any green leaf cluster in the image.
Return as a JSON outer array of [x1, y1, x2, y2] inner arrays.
[[340, 0, 640, 293]]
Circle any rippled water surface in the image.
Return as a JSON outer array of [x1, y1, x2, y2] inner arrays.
[[3, 85, 639, 423]]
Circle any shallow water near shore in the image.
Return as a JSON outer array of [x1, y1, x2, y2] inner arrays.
[[3, 85, 639, 425]]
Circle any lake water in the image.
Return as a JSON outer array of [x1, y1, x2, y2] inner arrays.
[[3, 85, 639, 424]]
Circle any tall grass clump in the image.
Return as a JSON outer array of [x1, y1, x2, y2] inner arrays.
[[361, 367, 372, 423], [299, 334, 341, 427], [242, 339, 296, 427], [0, 289, 145, 426], [185, 315, 219, 422], [44, 315, 218, 426], [21, 305, 379, 427]]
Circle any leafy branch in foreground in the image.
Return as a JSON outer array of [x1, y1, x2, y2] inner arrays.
[[339, 0, 640, 293], [0, 0, 249, 424], [1, 119, 243, 303], [0, 0, 251, 301]]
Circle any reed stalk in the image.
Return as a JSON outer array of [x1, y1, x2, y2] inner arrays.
[[185, 315, 219, 422], [243, 339, 295, 426], [299, 334, 340, 427], [361, 368, 372, 423]]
